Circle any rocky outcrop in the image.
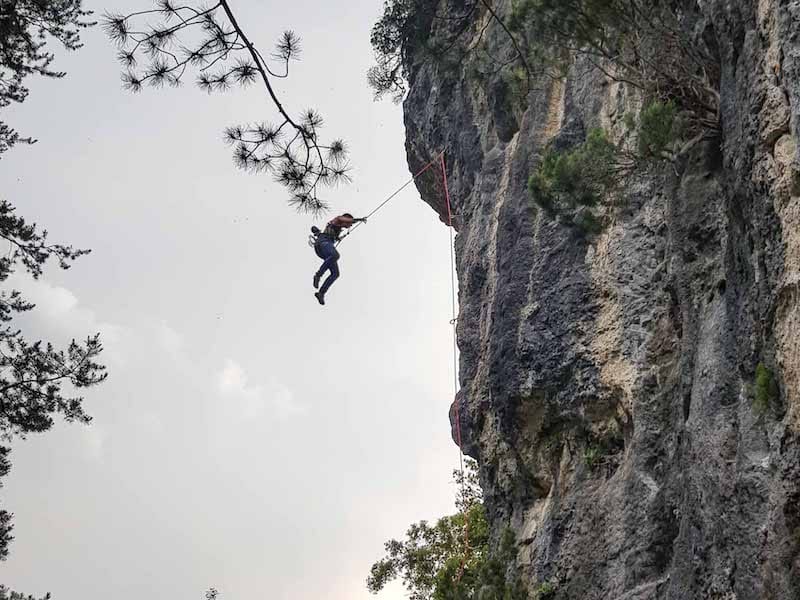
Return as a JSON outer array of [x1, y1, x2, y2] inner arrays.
[[404, 1, 800, 597]]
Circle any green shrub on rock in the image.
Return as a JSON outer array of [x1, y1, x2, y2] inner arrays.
[[528, 100, 686, 220], [528, 128, 620, 209], [754, 363, 778, 415], [636, 100, 681, 159], [533, 580, 557, 599], [367, 461, 528, 600]]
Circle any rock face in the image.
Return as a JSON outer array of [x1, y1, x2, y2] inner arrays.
[[403, 1, 800, 597]]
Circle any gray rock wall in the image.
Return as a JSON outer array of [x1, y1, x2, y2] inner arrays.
[[403, 0, 800, 597]]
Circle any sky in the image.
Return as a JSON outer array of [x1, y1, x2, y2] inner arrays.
[[0, 1, 461, 598]]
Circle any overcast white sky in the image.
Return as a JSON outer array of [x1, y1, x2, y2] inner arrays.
[[0, 1, 461, 598]]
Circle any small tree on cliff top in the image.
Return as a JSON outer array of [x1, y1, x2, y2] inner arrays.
[[370, 0, 720, 143], [508, 0, 720, 132], [369, 0, 535, 103], [368, 0, 439, 102]]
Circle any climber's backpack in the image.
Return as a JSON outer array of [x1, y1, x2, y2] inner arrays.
[[308, 226, 321, 248]]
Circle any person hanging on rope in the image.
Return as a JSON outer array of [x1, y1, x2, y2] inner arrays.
[[311, 213, 367, 305]]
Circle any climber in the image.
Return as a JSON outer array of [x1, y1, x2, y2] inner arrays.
[[311, 213, 367, 305]]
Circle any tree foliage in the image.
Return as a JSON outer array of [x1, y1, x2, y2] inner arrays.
[[0, 586, 50, 600], [368, 0, 533, 103], [0, 200, 106, 561], [529, 100, 686, 219], [635, 100, 681, 159], [0, 201, 106, 441], [754, 363, 778, 415], [0, 0, 94, 153], [509, 0, 719, 131], [532, 582, 556, 600], [370, 0, 720, 146], [0, 446, 12, 561], [0, 0, 105, 590], [104, 1, 349, 213], [368, 0, 437, 102], [0, 4, 106, 562], [367, 460, 528, 600], [529, 128, 623, 210]]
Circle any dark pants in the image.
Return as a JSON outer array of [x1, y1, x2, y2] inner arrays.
[[315, 238, 340, 296]]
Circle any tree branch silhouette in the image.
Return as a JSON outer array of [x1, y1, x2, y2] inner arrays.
[[104, 0, 350, 213]]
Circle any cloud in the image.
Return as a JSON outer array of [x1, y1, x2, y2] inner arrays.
[[6, 273, 125, 351], [3, 275, 187, 436], [131, 411, 165, 437], [27, 281, 79, 317], [216, 359, 304, 420], [82, 424, 107, 462], [156, 320, 188, 365], [5, 277, 197, 377]]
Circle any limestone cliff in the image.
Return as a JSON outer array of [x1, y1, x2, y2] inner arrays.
[[404, 1, 800, 597]]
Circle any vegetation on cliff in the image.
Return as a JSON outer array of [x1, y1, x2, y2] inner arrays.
[[367, 460, 529, 600], [528, 100, 684, 218], [370, 0, 719, 127], [370, 0, 722, 226]]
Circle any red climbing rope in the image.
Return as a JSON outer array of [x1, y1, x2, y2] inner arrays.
[[441, 152, 471, 582], [333, 150, 471, 580]]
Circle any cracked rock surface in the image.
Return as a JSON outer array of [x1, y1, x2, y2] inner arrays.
[[404, 0, 800, 597]]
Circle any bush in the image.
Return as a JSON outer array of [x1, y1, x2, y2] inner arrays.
[[636, 100, 681, 159], [584, 446, 602, 470], [581, 422, 626, 473], [367, 461, 528, 599], [529, 128, 620, 208], [533, 581, 557, 599], [528, 99, 688, 223], [754, 363, 778, 415]]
